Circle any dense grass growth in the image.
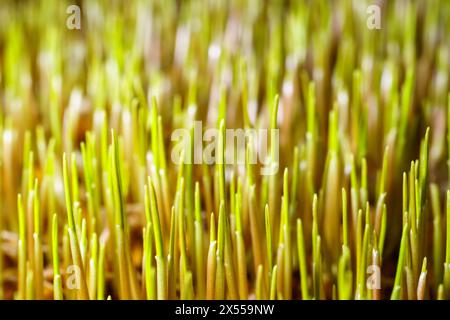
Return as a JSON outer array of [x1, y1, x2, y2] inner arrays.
[[0, 0, 450, 300]]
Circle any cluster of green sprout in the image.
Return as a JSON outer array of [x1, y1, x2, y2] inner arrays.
[[0, 0, 450, 300]]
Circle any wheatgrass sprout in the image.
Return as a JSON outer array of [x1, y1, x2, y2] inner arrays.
[[0, 0, 449, 301]]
